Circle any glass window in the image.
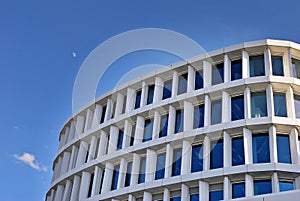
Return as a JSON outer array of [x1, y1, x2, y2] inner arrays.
[[147, 85, 155, 105], [294, 94, 300, 118], [193, 104, 204, 129], [272, 56, 284, 76], [124, 161, 132, 187], [111, 101, 116, 119], [254, 180, 272, 195], [172, 148, 182, 176], [232, 137, 245, 166], [159, 114, 168, 138], [274, 92, 287, 117], [143, 119, 153, 142], [279, 181, 294, 192], [117, 130, 124, 150], [99, 170, 105, 193], [231, 59, 242, 81], [277, 134, 291, 164], [111, 165, 120, 190], [155, 152, 166, 180], [100, 105, 106, 124], [87, 172, 94, 197], [232, 182, 245, 199], [253, 134, 270, 163], [251, 92, 267, 118], [122, 95, 126, 114], [130, 124, 135, 146], [250, 55, 265, 77], [135, 90, 142, 109], [138, 157, 146, 184], [190, 194, 199, 201], [178, 73, 188, 95], [163, 79, 172, 100], [195, 70, 203, 90], [231, 95, 244, 121], [211, 99, 222, 125], [212, 63, 224, 85], [175, 110, 183, 133], [191, 144, 203, 172], [210, 140, 223, 169], [292, 58, 300, 78], [170, 197, 181, 201], [209, 190, 223, 201]]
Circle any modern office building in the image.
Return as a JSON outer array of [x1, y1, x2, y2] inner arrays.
[[46, 39, 300, 201]]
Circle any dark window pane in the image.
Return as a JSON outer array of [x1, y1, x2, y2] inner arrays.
[[122, 95, 127, 114], [212, 63, 224, 85], [143, 119, 153, 142], [190, 194, 199, 201], [175, 110, 183, 133], [147, 85, 155, 105], [99, 170, 105, 194], [232, 183, 245, 199], [294, 94, 300, 118], [178, 73, 188, 95], [195, 71, 203, 90], [274, 92, 287, 117], [209, 190, 223, 201], [87, 172, 94, 197], [172, 149, 182, 176], [111, 165, 120, 190], [138, 157, 146, 184], [277, 135, 291, 164], [170, 197, 181, 201], [253, 134, 270, 163], [232, 137, 245, 166], [100, 105, 107, 124], [135, 90, 142, 109], [163, 80, 172, 100], [231, 95, 244, 121], [279, 181, 294, 192], [292, 58, 300, 78], [211, 99, 222, 125], [159, 114, 168, 137], [272, 56, 284, 76], [251, 92, 267, 118], [250, 55, 265, 77], [130, 124, 135, 146], [117, 130, 124, 150], [155, 153, 166, 180], [193, 105, 204, 129], [254, 180, 272, 195], [231, 59, 242, 81], [124, 162, 132, 187], [191, 144, 203, 172], [210, 140, 223, 169]]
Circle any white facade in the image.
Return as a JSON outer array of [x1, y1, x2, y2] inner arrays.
[[46, 39, 300, 201]]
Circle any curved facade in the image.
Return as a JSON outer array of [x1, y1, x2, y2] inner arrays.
[[46, 39, 300, 201]]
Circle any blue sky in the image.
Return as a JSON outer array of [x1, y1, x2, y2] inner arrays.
[[1, 0, 300, 201]]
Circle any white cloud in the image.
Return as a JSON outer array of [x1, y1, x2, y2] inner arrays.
[[13, 152, 47, 172]]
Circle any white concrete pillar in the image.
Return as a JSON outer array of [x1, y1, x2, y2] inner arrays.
[[70, 175, 81, 201], [290, 128, 300, 165], [199, 180, 209, 201], [145, 149, 157, 182], [79, 171, 91, 199], [49, 189, 55, 201], [184, 101, 193, 131], [56, 156, 63, 178], [101, 162, 114, 193], [224, 131, 231, 168], [244, 87, 251, 119], [203, 136, 210, 171], [108, 126, 119, 154], [129, 194, 136, 201], [264, 48, 272, 76], [68, 121, 76, 141], [141, 81, 148, 107], [76, 115, 85, 135], [68, 145, 77, 171], [61, 151, 71, 174], [131, 153, 140, 185], [92, 104, 102, 127], [123, 120, 132, 148], [266, 84, 274, 117], [143, 191, 152, 201], [222, 91, 230, 122], [172, 71, 179, 97], [283, 48, 292, 77], [134, 116, 145, 145], [126, 88, 136, 112], [204, 95, 211, 126], [152, 111, 161, 139], [54, 185, 64, 201], [243, 128, 253, 164], [105, 99, 113, 121], [181, 184, 189, 201], [153, 77, 163, 103], [295, 176, 300, 189], [97, 130, 108, 158], [242, 50, 250, 78], [287, 86, 296, 118], [182, 140, 192, 174], [91, 166, 103, 196], [76, 141, 88, 167], [245, 174, 254, 197], [118, 158, 127, 188], [272, 172, 280, 193], [163, 188, 170, 201], [88, 136, 97, 161], [165, 144, 173, 178], [224, 54, 231, 82], [269, 126, 278, 163], [224, 176, 231, 200], [62, 180, 72, 201], [115, 93, 125, 117], [203, 60, 212, 87], [84, 108, 93, 132], [167, 105, 176, 135], [187, 65, 195, 93]]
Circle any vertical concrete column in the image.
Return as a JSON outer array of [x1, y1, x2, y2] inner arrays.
[[105, 99, 113, 121], [203, 136, 210, 171], [92, 104, 102, 128], [143, 191, 152, 201], [97, 130, 108, 158], [223, 131, 231, 168], [187, 65, 195, 93], [172, 71, 179, 97], [134, 116, 145, 145], [101, 162, 114, 193], [152, 111, 161, 139], [163, 188, 170, 201], [203, 60, 212, 87], [76, 115, 85, 135], [266, 84, 274, 117], [295, 176, 300, 189], [283, 48, 292, 77], [204, 95, 211, 127], [264, 48, 272, 76], [126, 88, 136, 113], [79, 171, 91, 199], [167, 105, 176, 135], [222, 91, 230, 122], [88, 136, 97, 161], [129, 194, 136, 201], [223, 176, 231, 200], [224, 54, 231, 83], [131, 153, 141, 185], [54, 185, 64, 201], [118, 158, 127, 189], [70, 175, 81, 201], [153, 77, 163, 103], [61, 151, 71, 174], [245, 174, 254, 197], [76, 141, 88, 167], [199, 180, 209, 201], [182, 140, 192, 174], [91, 166, 102, 196], [272, 172, 280, 193], [165, 144, 173, 178], [242, 50, 250, 78], [56, 156, 63, 178], [269, 126, 278, 163], [181, 184, 189, 201], [59, 133, 65, 149], [63, 127, 70, 144], [62, 180, 72, 201], [123, 120, 132, 148], [68, 145, 77, 170], [141, 81, 148, 107], [49, 189, 55, 201], [243, 128, 253, 164], [115, 93, 125, 117], [244, 87, 251, 119], [108, 126, 119, 154], [287, 86, 296, 118], [146, 149, 157, 182], [84, 108, 92, 132], [290, 128, 300, 165], [184, 101, 193, 131], [68, 121, 75, 141]]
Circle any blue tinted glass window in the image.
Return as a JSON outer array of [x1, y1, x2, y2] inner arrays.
[[250, 55, 265, 77], [210, 140, 223, 169], [292, 58, 300, 78], [172, 149, 182, 176], [178, 73, 188, 95], [211, 100, 222, 125], [117, 130, 124, 150], [100, 105, 106, 124], [155, 153, 166, 180], [231, 95, 244, 121], [143, 119, 153, 142], [191, 144, 203, 172], [274, 92, 287, 117], [294, 94, 300, 118], [147, 85, 155, 105], [130, 124, 135, 146], [254, 180, 272, 195], [212, 63, 224, 85], [231, 59, 242, 81], [232, 183, 245, 199], [135, 90, 142, 109], [163, 80, 172, 100], [209, 190, 223, 201], [190, 194, 199, 201], [160, 114, 168, 137], [232, 137, 245, 166], [175, 110, 183, 133], [279, 181, 294, 192], [253, 134, 270, 163], [277, 135, 291, 164], [272, 56, 284, 76], [170, 197, 181, 201], [251, 92, 267, 118], [138, 157, 146, 184], [124, 161, 132, 187], [193, 105, 204, 129], [111, 165, 120, 190], [195, 71, 203, 90]]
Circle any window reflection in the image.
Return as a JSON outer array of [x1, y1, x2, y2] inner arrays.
[[251, 92, 267, 118], [250, 55, 265, 77], [253, 134, 270, 163]]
